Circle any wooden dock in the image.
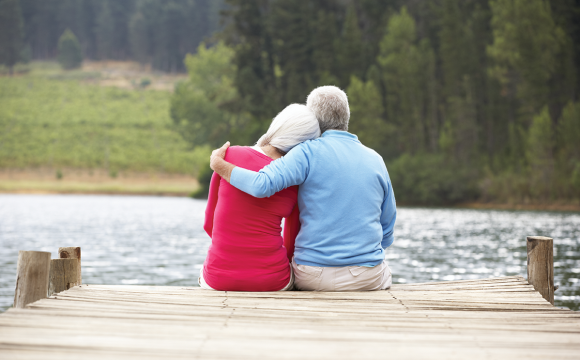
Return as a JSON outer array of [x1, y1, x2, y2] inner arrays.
[[1, 275, 579, 359]]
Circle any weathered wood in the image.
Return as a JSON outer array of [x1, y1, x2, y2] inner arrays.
[[527, 236, 554, 304], [13, 251, 51, 308], [3, 277, 580, 360], [58, 247, 81, 285], [48, 259, 80, 297]]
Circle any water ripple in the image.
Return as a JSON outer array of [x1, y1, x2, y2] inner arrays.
[[0, 195, 579, 311]]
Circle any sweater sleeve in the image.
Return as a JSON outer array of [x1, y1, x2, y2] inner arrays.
[[230, 144, 310, 198], [283, 203, 301, 261], [380, 171, 397, 249], [203, 172, 221, 238]]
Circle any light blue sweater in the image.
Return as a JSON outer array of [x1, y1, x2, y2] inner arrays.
[[230, 130, 397, 267]]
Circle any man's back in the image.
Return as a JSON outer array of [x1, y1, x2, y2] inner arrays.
[[230, 130, 396, 268]]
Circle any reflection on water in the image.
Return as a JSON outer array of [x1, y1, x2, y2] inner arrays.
[[0, 194, 579, 311]]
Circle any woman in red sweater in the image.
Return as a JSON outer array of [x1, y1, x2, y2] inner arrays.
[[200, 104, 321, 291]]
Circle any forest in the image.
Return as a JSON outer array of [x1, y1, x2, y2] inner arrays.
[[172, 0, 580, 205], [0, 0, 224, 72], [1, 0, 580, 206]]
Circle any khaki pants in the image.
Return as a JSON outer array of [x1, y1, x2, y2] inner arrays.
[[292, 258, 391, 291]]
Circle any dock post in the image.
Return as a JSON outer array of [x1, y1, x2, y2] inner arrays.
[[526, 236, 554, 305], [49, 259, 80, 296], [58, 247, 81, 285], [13, 251, 51, 308]]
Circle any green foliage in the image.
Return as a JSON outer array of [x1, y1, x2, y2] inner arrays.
[[311, 9, 340, 86], [0, 74, 208, 175], [0, 0, 24, 72], [95, 0, 114, 60], [338, 4, 364, 86], [5, 0, 570, 205], [0, 62, 30, 75], [347, 76, 392, 154], [214, 0, 580, 205], [559, 102, 580, 160], [558, 102, 580, 195], [190, 163, 213, 199], [13, 0, 224, 72], [376, 7, 437, 155], [270, 0, 316, 103], [139, 78, 151, 88], [57, 29, 82, 70], [136, 0, 226, 72], [171, 42, 251, 148], [129, 11, 149, 65], [487, 0, 566, 114], [389, 154, 480, 205], [526, 107, 554, 198], [437, 1, 489, 161]]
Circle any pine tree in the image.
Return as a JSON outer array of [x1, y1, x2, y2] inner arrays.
[[347, 76, 392, 155], [270, 0, 315, 104], [129, 11, 149, 65], [527, 107, 554, 198], [548, 0, 580, 105], [224, 0, 278, 132], [488, 0, 565, 117], [488, 0, 568, 178], [57, 28, 82, 69], [108, 0, 134, 60], [311, 9, 340, 86], [56, 0, 83, 46], [437, 0, 485, 161], [376, 7, 435, 155], [0, 0, 24, 74], [171, 42, 247, 147], [95, 0, 114, 60], [338, 4, 364, 87], [558, 102, 580, 195], [153, 2, 187, 72]]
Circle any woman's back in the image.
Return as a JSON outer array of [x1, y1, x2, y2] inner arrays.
[[203, 146, 297, 291]]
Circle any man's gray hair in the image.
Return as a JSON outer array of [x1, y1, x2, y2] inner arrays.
[[306, 86, 350, 133], [257, 104, 321, 153]]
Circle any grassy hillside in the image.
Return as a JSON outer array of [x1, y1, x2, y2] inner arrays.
[[0, 63, 208, 188]]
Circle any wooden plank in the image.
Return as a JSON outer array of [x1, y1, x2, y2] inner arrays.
[[527, 236, 554, 304], [58, 247, 82, 285], [13, 251, 51, 309], [1, 276, 579, 360], [48, 259, 80, 296]]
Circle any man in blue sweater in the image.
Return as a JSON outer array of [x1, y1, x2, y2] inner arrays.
[[210, 86, 396, 291]]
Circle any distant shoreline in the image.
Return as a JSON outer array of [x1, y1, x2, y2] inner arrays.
[[2, 188, 579, 212], [0, 189, 192, 197], [0, 170, 199, 198], [394, 202, 580, 213], [456, 202, 580, 213]]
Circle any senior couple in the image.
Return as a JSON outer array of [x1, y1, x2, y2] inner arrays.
[[200, 86, 396, 292]]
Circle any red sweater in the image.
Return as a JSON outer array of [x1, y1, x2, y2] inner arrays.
[[203, 146, 300, 291]]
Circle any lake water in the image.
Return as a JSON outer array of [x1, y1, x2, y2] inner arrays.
[[1, 194, 579, 311]]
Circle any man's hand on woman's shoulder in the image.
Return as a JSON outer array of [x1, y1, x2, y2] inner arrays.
[[210, 142, 235, 182]]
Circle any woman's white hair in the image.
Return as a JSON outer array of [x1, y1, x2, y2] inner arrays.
[[257, 104, 321, 153], [306, 86, 350, 133]]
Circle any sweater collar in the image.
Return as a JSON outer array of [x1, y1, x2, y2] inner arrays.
[[321, 130, 359, 142]]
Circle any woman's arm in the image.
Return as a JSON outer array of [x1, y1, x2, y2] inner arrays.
[[283, 204, 301, 261], [203, 172, 221, 238]]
